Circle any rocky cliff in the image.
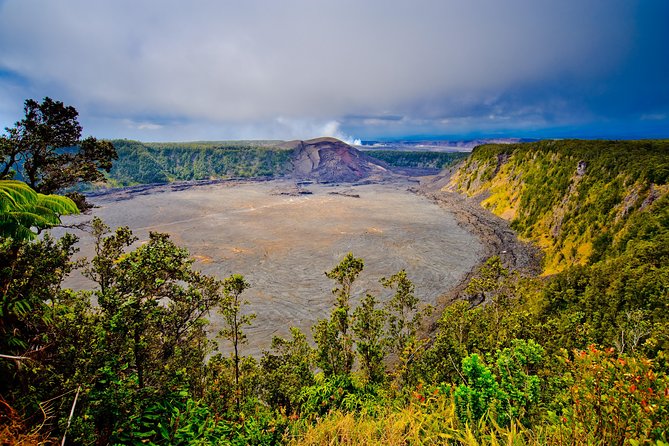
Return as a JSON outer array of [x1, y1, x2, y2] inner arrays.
[[281, 137, 390, 183]]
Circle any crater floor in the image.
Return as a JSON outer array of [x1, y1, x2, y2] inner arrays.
[[57, 179, 483, 355]]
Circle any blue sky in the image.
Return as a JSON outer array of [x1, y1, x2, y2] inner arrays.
[[1, 0, 667, 142]]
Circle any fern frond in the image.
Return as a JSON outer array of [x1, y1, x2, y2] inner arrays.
[[0, 180, 79, 240], [36, 193, 80, 216], [0, 180, 38, 212]]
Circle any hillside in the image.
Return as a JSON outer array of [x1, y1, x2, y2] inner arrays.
[[105, 138, 466, 187], [108, 139, 293, 185], [446, 139, 669, 273], [363, 149, 468, 170]]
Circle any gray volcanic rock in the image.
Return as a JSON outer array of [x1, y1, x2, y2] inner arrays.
[[285, 137, 390, 183]]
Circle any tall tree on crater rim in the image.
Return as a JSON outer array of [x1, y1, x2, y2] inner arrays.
[[217, 274, 255, 412], [314, 253, 364, 377], [0, 97, 117, 209]]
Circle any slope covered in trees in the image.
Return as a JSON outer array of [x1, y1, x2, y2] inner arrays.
[[366, 150, 468, 170], [448, 139, 669, 273], [108, 140, 294, 185]]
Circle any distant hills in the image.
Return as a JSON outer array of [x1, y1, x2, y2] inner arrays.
[[104, 138, 466, 187]]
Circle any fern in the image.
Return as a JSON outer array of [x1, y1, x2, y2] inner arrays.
[[0, 180, 79, 240]]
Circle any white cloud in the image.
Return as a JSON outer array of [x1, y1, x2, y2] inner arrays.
[[0, 0, 658, 140], [135, 122, 164, 131]]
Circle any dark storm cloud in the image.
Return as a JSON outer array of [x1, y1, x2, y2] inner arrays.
[[0, 0, 666, 140]]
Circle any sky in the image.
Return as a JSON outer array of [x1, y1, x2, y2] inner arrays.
[[0, 0, 668, 142]]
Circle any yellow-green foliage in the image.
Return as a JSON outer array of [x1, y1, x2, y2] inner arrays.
[[449, 140, 669, 273], [289, 388, 487, 446], [0, 179, 79, 240], [290, 351, 669, 445]]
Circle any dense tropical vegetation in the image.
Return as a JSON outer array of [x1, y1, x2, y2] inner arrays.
[[363, 150, 468, 170], [107, 140, 294, 186], [1, 102, 668, 444], [449, 139, 669, 273]]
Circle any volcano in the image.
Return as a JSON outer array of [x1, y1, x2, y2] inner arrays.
[[280, 137, 390, 183]]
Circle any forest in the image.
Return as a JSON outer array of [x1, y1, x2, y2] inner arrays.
[[360, 150, 468, 170], [1, 99, 668, 445], [106, 140, 294, 186], [100, 141, 468, 187]]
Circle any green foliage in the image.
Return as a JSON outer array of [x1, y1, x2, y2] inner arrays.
[[108, 139, 292, 185], [352, 293, 387, 384], [382, 270, 421, 355], [494, 339, 544, 425], [366, 150, 468, 169], [538, 230, 669, 356], [454, 340, 543, 428], [454, 353, 501, 424], [0, 233, 79, 412], [1, 98, 117, 206], [260, 327, 315, 414], [112, 396, 288, 446], [314, 253, 364, 377], [380, 269, 432, 388], [0, 179, 79, 240], [299, 374, 385, 419]]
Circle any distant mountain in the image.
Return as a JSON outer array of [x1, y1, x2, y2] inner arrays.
[[278, 137, 392, 183]]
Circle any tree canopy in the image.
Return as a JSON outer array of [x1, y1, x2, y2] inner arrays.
[[0, 97, 117, 208]]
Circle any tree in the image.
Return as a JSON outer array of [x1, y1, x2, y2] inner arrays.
[[88, 223, 221, 389], [352, 293, 386, 384], [260, 327, 314, 414], [418, 301, 481, 384], [1, 97, 117, 208], [380, 269, 432, 387], [383, 271, 432, 344], [77, 219, 226, 442], [217, 274, 255, 412], [464, 256, 510, 305], [0, 233, 79, 406], [314, 253, 364, 377]]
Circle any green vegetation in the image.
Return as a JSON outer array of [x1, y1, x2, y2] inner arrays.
[[450, 139, 669, 273], [366, 150, 468, 169], [107, 143, 468, 187], [108, 140, 293, 186], [2, 132, 669, 444], [0, 180, 79, 240], [1, 97, 117, 210]]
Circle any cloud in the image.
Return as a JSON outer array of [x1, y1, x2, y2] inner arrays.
[[0, 0, 667, 140]]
